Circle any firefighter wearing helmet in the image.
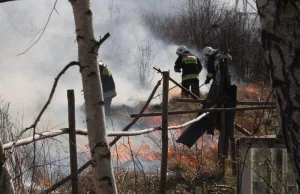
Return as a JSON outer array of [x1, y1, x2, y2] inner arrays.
[[174, 46, 202, 98], [176, 47, 236, 148], [202, 46, 232, 85], [98, 60, 117, 117]]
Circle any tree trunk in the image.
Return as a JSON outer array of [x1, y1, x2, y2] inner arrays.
[[0, 141, 14, 194], [0, 0, 16, 3], [69, 0, 117, 193], [256, 0, 300, 186]]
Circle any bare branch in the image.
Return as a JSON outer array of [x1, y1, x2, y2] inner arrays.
[[18, 0, 59, 55], [42, 160, 92, 194], [4, 61, 80, 167], [168, 104, 217, 130], [109, 79, 162, 147], [6, 113, 221, 150], [234, 122, 252, 136], [0, 0, 16, 3], [35, 105, 220, 193], [4, 128, 70, 150], [98, 33, 110, 46], [20, 61, 80, 136], [91, 33, 110, 54]]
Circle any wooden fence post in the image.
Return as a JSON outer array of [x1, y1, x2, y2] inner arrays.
[[230, 137, 237, 175], [67, 90, 79, 194], [160, 71, 169, 194], [218, 103, 226, 177]]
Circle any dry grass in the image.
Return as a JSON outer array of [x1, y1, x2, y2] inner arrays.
[[52, 83, 278, 194]]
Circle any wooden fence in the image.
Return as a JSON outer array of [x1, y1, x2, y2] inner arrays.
[[2, 72, 276, 194]]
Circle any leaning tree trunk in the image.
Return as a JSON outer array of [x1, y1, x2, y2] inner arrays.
[[69, 0, 117, 193], [256, 0, 300, 186]]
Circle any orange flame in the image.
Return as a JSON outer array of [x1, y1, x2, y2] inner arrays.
[[39, 180, 52, 187], [245, 86, 259, 95], [137, 143, 157, 160], [145, 116, 162, 126], [169, 89, 181, 98], [112, 141, 132, 161], [107, 113, 219, 170], [168, 148, 198, 166]]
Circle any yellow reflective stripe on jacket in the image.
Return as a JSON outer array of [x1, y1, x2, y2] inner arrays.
[[104, 90, 117, 98], [182, 74, 199, 81], [207, 73, 214, 78], [182, 56, 198, 64], [102, 67, 111, 76]]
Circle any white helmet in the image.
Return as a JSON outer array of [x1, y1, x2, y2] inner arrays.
[[98, 60, 104, 65], [203, 47, 218, 55], [176, 46, 189, 55]]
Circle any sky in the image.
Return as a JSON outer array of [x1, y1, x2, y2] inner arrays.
[[0, 0, 249, 146], [0, 0, 201, 130], [0, 0, 257, 174]]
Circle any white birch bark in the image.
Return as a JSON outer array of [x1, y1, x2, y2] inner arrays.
[[0, 141, 14, 194], [256, 0, 300, 186], [68, 0, 117, 193]]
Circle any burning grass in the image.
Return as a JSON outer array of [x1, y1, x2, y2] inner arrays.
[[234, 82, 278, 135], [70, 82, 277, 193]]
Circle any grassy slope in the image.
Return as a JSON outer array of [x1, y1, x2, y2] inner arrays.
[[60, 83, 278, 194]]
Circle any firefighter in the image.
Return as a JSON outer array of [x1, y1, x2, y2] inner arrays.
[[99, 61, 117, 117], [176, 47, 236, 148], [202, 46, 232, 86], [203, 46, 234, 134], [174, 46, 202, 98]]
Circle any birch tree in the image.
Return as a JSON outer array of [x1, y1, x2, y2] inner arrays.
[[68, 0, 117, 193], [256, 0, 300, 186], [0, 140, 14, 194]]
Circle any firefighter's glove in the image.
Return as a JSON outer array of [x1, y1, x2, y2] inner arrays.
[[205, 77, 212, 85], [174, 68, 181, 73], [227, 54, 232, 60], [219, 54, 232, 60]]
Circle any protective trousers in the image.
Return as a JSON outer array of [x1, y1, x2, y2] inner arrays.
[[182, 79, 200, 99], [104, 97, 112, 117]]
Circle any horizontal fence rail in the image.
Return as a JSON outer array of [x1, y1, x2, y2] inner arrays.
[[3, 105, 220, 150], [130, 106, 276, 118], [176, 99, 276, 105]]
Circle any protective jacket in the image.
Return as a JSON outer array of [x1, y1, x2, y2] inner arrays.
[[174, 51, 202, 81], [177, 52, 236, 148], [206, 53, 218, 79], [205, 52, 232, 85], [99, 64, 117, 99]]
